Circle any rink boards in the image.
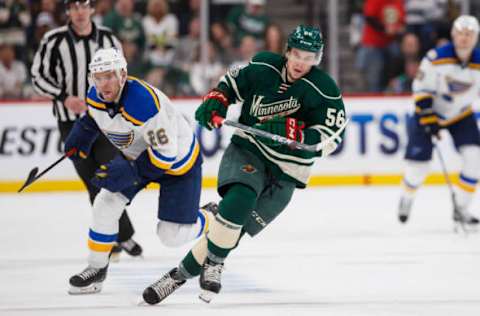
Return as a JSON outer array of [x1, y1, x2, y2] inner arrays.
[[1, 95, 478, 192]]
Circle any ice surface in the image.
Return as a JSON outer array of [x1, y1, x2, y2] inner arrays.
[[1, 186, 479, 316]]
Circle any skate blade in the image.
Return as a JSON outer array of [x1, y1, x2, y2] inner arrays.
[[137, 297, 151, 306], [109, 252, 121, 263], [454, 222, 478, 234], [68, 282, 103, 295], [199, 289, 216, 303]]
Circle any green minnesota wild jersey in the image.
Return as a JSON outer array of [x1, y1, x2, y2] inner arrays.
[[217, 51, 346, 188]]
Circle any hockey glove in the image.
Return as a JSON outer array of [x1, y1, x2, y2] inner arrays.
[[91, 155, 142, 193], [255, 117, 305, 147], [64, 114, 99, 161], [195, 89, 230, 130], [417, 110, 440, 138]]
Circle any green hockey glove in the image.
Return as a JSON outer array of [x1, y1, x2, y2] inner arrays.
[[255, 117, 305, 147], [195, 89, 230, 130]]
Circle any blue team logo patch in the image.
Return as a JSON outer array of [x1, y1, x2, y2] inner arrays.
[[105, 130, 135, 149], [446, 75, 473, 94]]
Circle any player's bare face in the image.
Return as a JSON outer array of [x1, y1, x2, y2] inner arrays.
[[286, 48, 315, 81], [68, 3, 93, 31], [93, 71, 122, 102], [452, 29, 478, 62]]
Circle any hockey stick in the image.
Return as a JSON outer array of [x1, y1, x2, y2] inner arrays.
[[17, 148, 77, 193], [432, 141, 467, 234], [211, 115, 348, 153]]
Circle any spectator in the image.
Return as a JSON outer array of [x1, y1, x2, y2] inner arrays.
[[34, 12, 57, 47], [104, 0, 146, 52], [173, 16, 200, 74], [189, 42, 225, 96], [355, 0, 405, 92], [387, 32, 421, 83], [210, 22, 235, 66], [226, 0, 270, 47], [386, 58, 420, 93], [175, 0, 201, 37], [348, 1, 365, 48], [0, 44, 26, 99], [264, 23, 284, 54], [92, 0, 113, 26], [40, 0, 64, 26], [230, 35, 258, 69], [0, 0, 30, 49], [405, 0, 449, 53], [142, 0, 178, 67]]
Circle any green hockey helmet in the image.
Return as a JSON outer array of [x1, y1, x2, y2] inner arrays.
[[287, 25, 324, 64]]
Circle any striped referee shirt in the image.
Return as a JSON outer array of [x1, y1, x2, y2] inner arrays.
[[31, 22, 122, 122]]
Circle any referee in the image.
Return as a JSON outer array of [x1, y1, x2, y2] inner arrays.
[[31, 0, 142, 259]]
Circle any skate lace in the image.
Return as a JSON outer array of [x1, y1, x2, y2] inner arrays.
[[204, 263, 224, 283], [151, 274, 181, 299], [202, 202, 219, 215], [78, 267, 99, 280]]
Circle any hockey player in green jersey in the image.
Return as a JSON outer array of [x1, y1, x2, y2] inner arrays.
[[141, 25, 347, 305]]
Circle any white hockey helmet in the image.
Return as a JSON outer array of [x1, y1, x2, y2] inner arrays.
[[452, 15, 480, 34], [89, 48, 127, 74]]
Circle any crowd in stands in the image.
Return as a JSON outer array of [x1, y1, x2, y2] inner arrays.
[[0, 0, 476, 99], [0, 0, 277, 99], [351, 0, 467, 93]]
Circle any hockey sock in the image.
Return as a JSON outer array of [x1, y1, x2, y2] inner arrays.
[[178, 235, 207, 278], [455, 146, 480, 210], [455, 173, 478, 209], [401, 161, 429, 198], [178, 229, 248, 278], [88, 190, 128, 268], [207, 184, 257, 262]]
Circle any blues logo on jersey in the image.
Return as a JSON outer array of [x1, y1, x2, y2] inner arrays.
[[105, 130, 135, 149]]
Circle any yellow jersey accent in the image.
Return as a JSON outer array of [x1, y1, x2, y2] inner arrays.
[[147, 147, 174, 170], [165, 142, 200, 176], [120, 107, 143, 126], [86, 97, 107, 110], [439, 107, 473, 126], [432, 58, 458, 65], [419, 115, 438, 125]]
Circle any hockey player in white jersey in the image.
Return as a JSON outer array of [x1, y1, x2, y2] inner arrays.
[[65, 48, 217, 294], [398, 15, 480, 225]]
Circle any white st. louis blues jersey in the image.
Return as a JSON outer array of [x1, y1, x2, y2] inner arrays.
[[413, 42, 480, 124], [86, 76, 200, 176]]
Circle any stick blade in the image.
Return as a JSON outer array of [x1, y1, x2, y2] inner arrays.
[[17, 167, 39, 193]]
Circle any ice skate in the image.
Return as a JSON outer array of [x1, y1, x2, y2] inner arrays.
[[68, 265, 108, 295], [142, 268, 186, 305], [201, 201, 219, 216], [453, 208, 479, 233], [199, 258, 224, 303], [398, 196, 413, 223], [110, 238, 143, 262]]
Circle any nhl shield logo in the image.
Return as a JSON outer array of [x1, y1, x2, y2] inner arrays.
[[241, 164, 257, 174]]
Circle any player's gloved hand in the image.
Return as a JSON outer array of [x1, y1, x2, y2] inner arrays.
[[255, 117, 305, 147], [64, 114, 99, 161], [195, 89, 230, 130], [418, 110, 440, 138], [91, 155, 142, 192]]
